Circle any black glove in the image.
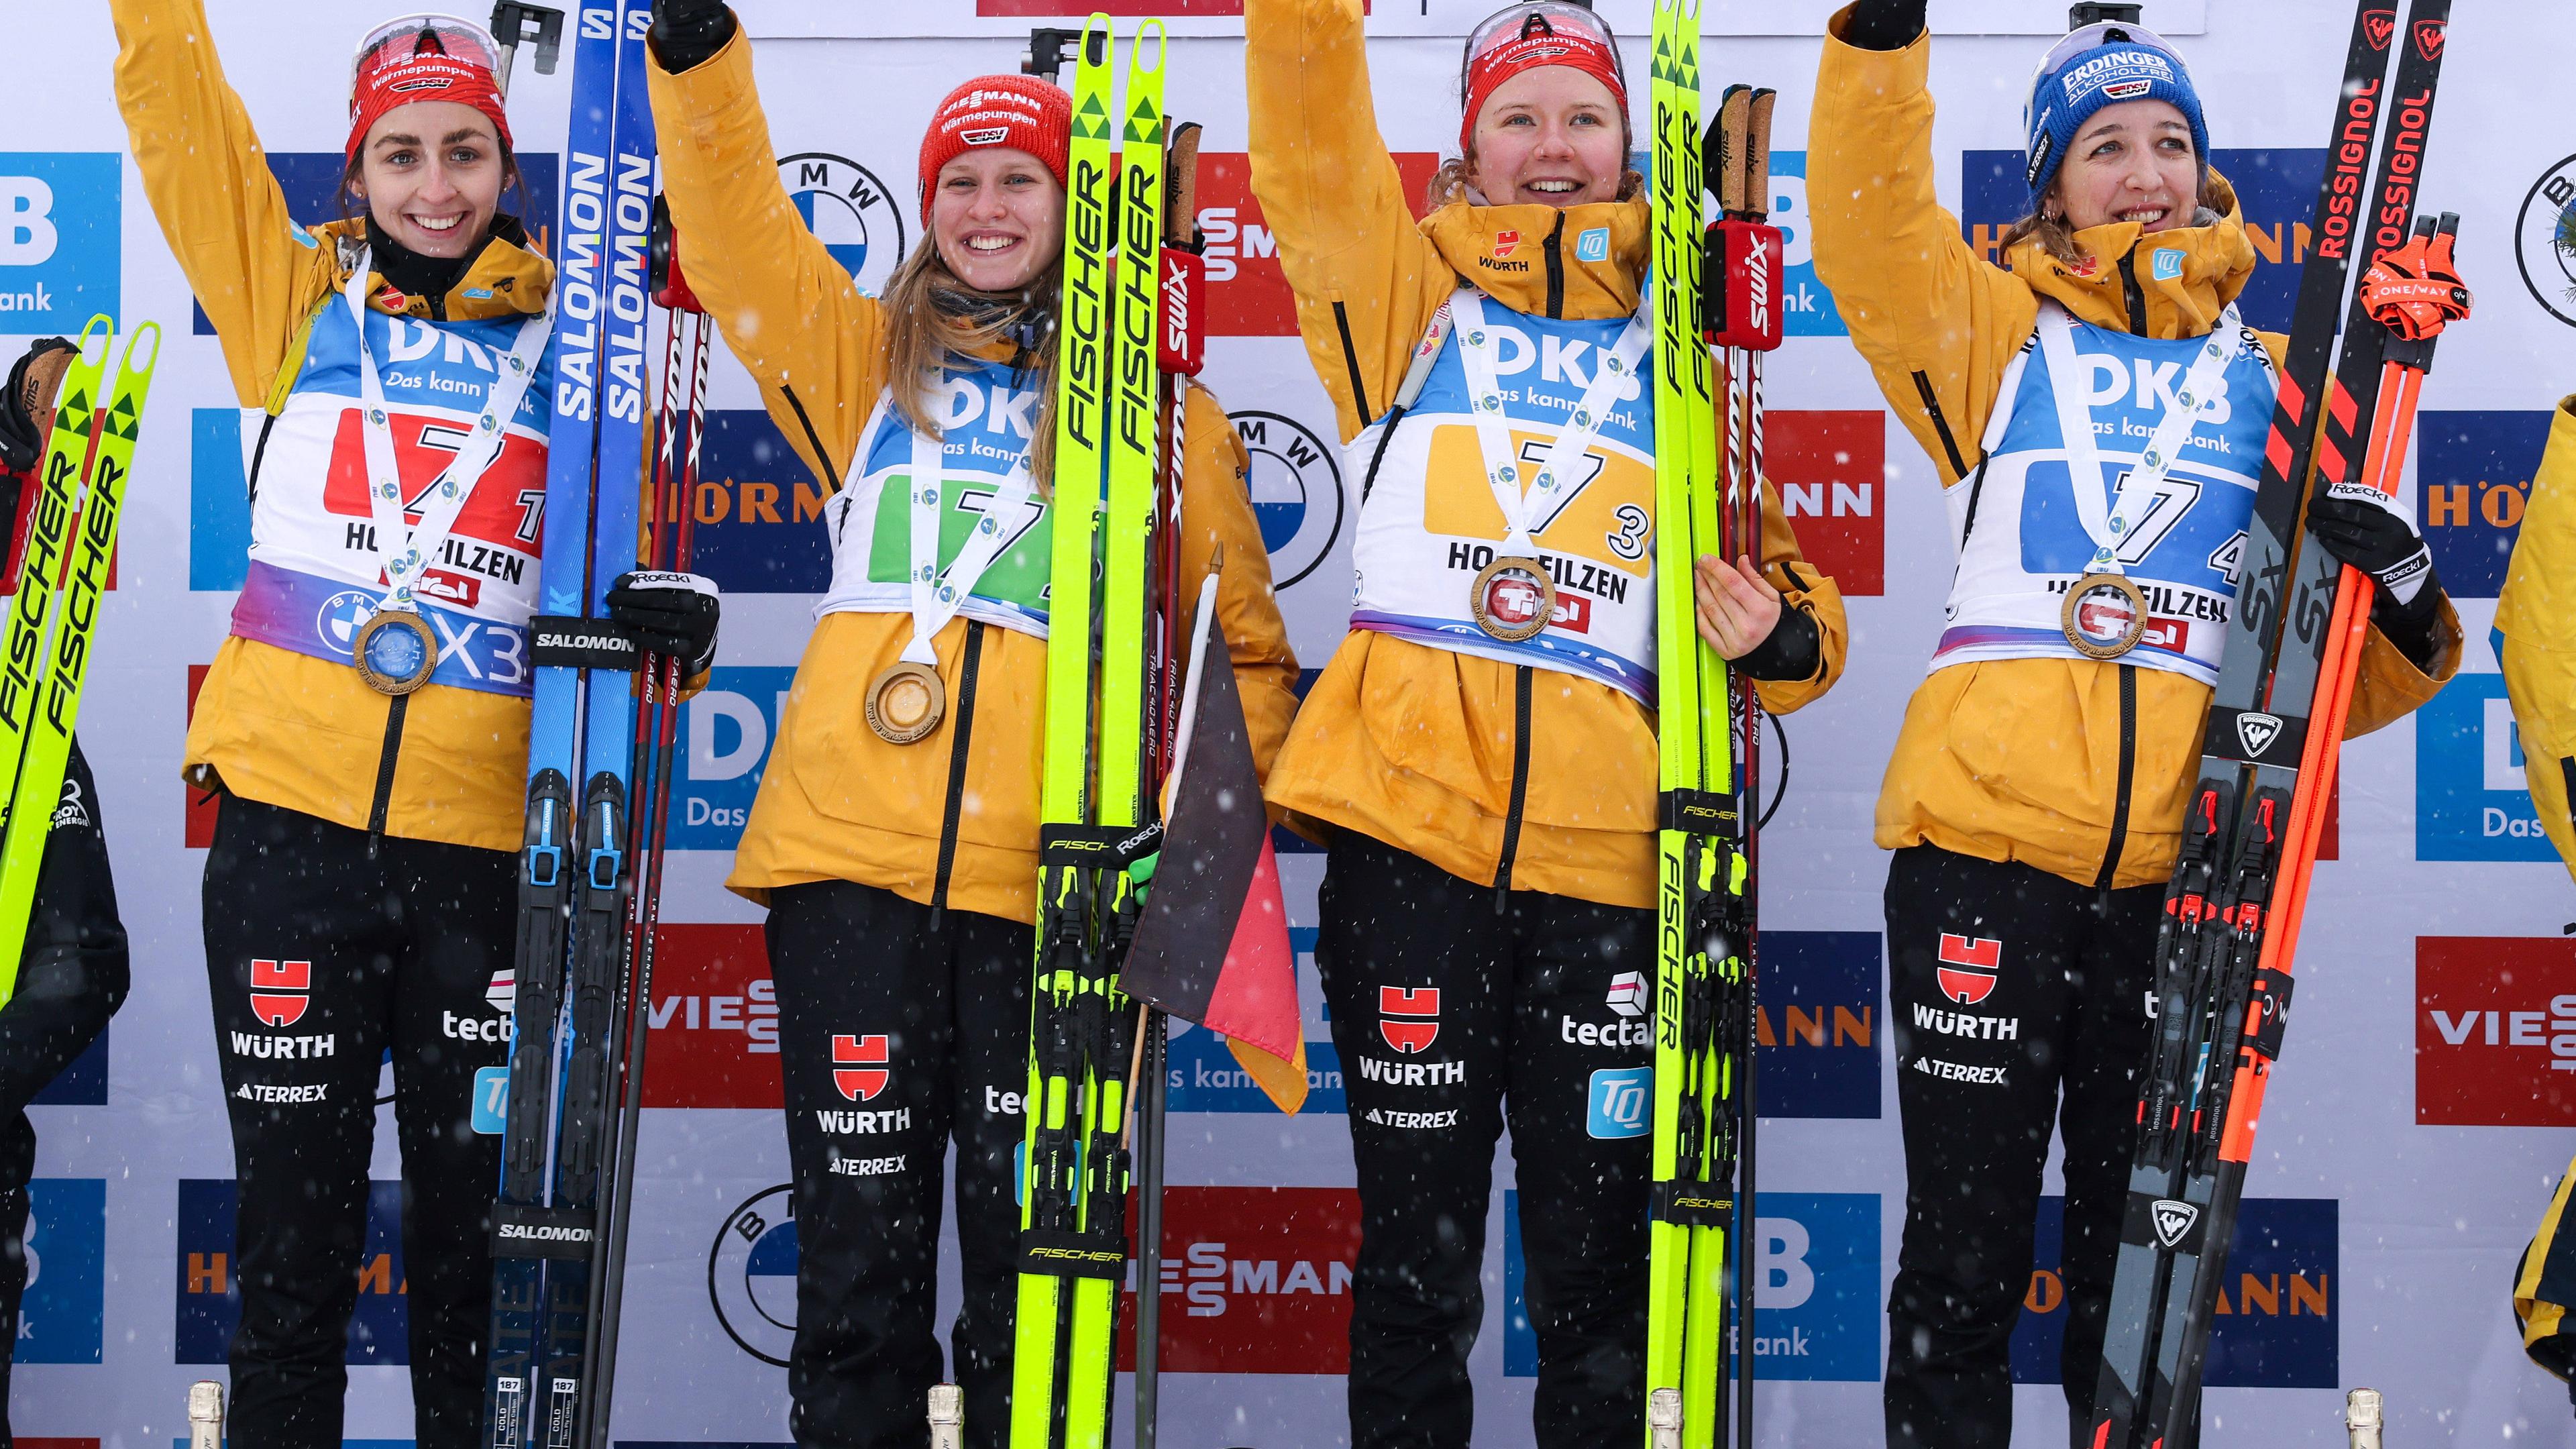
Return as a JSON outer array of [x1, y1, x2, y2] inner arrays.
[[649, 0, 738, 72], [606, 570, 721, 675], [0, 337, 76, 475], [1843, 0, 1929, 49], [2307, 482, 2446, 666], [1729, 602, 1824, 683]]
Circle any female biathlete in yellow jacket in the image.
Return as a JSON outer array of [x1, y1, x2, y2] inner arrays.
[[1810, 4, 2461, 1444], [645, 4, 1299, 1446], [111, 7, 722, 1448], [1248, 3, 1848, 1445]]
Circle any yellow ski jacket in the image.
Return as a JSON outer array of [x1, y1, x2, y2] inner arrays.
[[2499, 395, 2576, 884], [1809, 10, 2460, 890], [650, 32, 1300, 924], [1244, 0, 1850, 912]]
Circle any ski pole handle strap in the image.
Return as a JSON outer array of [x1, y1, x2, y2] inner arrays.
[[1020, 1229, 1128, 1280], [2243, 965, 2296, 1064], [1659, 788, 1743, 835], [529, 614, 643, 672], [1651, 1181, 1735, 1229], [1038, 820, 1165, 867], [491, 1203, 598, 1260]]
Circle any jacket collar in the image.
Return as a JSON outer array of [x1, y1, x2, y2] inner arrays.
[[1419, 195, 1651, 321], [322, 216, 555, 323], [2007, 171, 2258, 339]]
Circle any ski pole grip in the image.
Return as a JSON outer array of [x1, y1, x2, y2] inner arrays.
[[649, 197, 706, 315], [1706, 221, 1786, 352]]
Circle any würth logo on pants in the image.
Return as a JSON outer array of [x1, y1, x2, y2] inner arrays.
[[1935, 935, 2002, 1006], [1379, 987, 1440, 1054], [831, 1034, 890, 1102], [249, 959, 314, 1028]]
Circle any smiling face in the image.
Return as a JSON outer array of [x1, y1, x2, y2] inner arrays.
[[1464, 65, 1627, 209], [2051, 98, 2200, 234], [929, 147, 1067, 294], [352, 101, 509, 258]]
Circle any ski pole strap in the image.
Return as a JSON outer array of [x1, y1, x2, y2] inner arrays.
[[1659, 787, 1742, 835], [529, 614, 643, 671], [2243, 965, 2295, 1063], [1019, 1228, 1128, 1280], [1038, 820, 1164, 867], [1651, 1181, 1734, 1229], [2359, 213, 2471, 342], [490, 1202, 598, 1260]]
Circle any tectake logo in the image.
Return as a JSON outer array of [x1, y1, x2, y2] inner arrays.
[[1505, 1190, 1879, 1381], [778, 153, 908, 298], [1965, 147, 2325, 333], [2416, 936, 2576, 1126], [2418, 411, 2551, 598], [2416, 630, 2559, 861], [178, 1178, 407, 1364], [642, 924, 784, 1110], [2012, 1195, 2337, 1387], [1188, 151, 1442, 336], [0, 154, 119, 333], [16, 1179, 103, 1364], [1117, 1186, 1362, 1375]]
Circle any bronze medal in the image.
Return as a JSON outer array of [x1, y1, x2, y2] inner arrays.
[[352, 608, 439, 695], [1468, 555, 1556, 643], [2060, 572, 2151, 660], [865, 661, 947, 745]]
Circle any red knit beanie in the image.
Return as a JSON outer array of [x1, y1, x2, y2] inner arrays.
[[345, 17, 514, 164], [1459, 8, 1628, 159], [916, 76, 1074, 223]]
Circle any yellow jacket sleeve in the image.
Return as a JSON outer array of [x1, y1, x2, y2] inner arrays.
[[111, 0, 338, 407], [1807, 13, 2035, 485], [1245, 0, 1452, 439], [2500, 395, 2576, 882], [649, 30, 888, 486]]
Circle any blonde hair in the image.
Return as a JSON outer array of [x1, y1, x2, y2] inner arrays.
[[877, 234, 1063, 490]]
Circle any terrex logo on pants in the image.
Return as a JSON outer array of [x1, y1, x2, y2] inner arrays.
[[831, 1034, 890, 1102], [1935, 935, 2001, 1006], [248, 959, 313, 1028], [1379, 987, 1440, 1054]]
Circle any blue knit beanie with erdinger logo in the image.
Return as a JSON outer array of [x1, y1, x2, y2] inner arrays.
[[2023, 24, 2210, 215]]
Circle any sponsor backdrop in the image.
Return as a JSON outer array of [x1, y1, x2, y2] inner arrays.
[[7, 1, 2576, 1446]]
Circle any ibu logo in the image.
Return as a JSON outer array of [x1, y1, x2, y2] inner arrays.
[[1505, 1190, 1880, 1381], [0, 154, 118, 332], [1585, 1066, 1652, 1138]]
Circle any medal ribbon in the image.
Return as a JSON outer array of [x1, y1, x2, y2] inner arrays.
[[1448, 289, 1650, 555], [900, 424, 1040, 666], [342, 256, 551, 616], [2036, 299, 2244, 577]]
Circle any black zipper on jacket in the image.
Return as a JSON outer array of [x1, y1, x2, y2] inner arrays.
[[1330, 301, 1375, 423], [1542, 213, 1568, 320], [245, 413, 278, 511], [928, 621, 987, 929], [2117, 252, 2149, 335], [780, 384, 849, 496], [1493, 665, 1535, 912], [1909, 370, 1972, 481], [2094, 664, 2138, 900], [366, 696, 408, 854]]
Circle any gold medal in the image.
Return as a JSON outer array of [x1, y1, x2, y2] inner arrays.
[[1468, 555, 1556, 643], [352, 608, 439, 695], [865, 661, 947, 745], [2060, 572, 2151, 659]]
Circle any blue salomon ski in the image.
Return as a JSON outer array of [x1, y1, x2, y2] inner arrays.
[[483, 2, 657, 1446]]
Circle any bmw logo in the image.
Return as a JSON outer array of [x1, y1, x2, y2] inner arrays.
[[315, 591, 376, 656], [1233, 410, 1343, 592], [779, 153, 910, 299], [2514, 153, 2576, 329], [708, 1184, 799, 1366]]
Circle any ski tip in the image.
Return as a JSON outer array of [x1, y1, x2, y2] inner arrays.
[[1081, 13, 1112, 65], [1128, 15, 1169, 72], [73, 314, 113, 364], [117, 320, 164, 378]]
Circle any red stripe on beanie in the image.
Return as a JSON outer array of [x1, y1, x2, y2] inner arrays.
[[1459, 26, 1627, 159], [346, 46, 512, 164], [917, 76, 1074, 223]]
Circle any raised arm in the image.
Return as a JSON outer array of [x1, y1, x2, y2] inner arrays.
[[648, 26, 888, 486], [111, 0, 338, 406], [1244, 0, 1452, 441], [1807, 5, 2037, 486]]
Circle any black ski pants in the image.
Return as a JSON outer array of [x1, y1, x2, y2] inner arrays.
[[203, 795, 514, 1449], [765, 880, 1031, 1449], [0, 742, 125, 1449], [1882, 844, 2163, 1449], [1316, 833, 1657, 1449]]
